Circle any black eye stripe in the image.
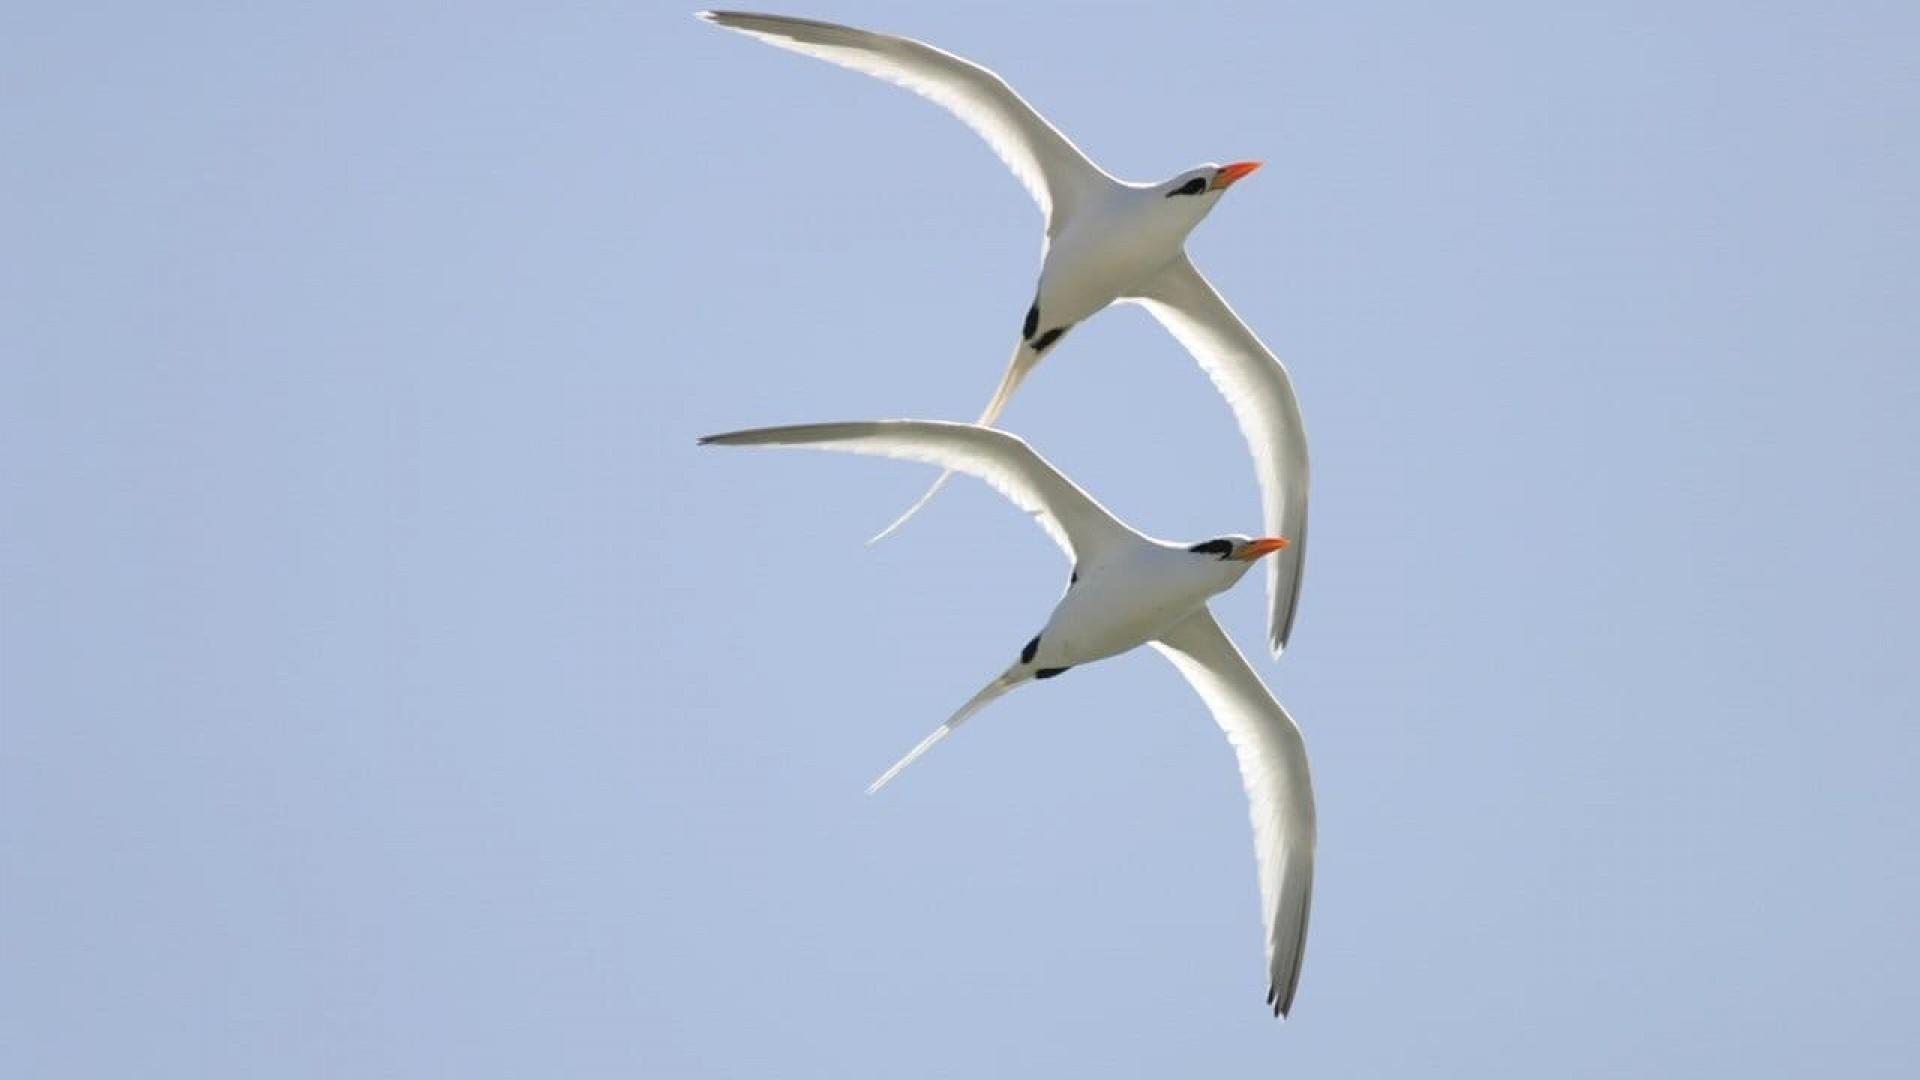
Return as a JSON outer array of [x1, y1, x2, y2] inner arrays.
[[1165, 177, 1208, 198], [1187, 538, 1234, 557]]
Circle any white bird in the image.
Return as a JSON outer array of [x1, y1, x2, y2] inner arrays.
[[701, 419, 1317, 1017], [700, 10, 1312, 656]]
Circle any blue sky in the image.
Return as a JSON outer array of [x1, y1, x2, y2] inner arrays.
[[5, 2, 1919, 1076]]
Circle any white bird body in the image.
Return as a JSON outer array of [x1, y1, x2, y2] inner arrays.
[[701, 10, 1313, 656], [701, 419, 1317, 1017], [1033, 184, 1205, 329], [1034, 540, 1240, 668]]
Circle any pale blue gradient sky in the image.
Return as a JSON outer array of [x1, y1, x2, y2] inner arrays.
[[5, 2, 1919, 1076]]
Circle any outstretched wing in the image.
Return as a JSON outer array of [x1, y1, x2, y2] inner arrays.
[[700, 420, 1135, 563], [700, 10, 1113, 224], [1134, 254, 1311, 656], [1152, 608, 1316, 1017]]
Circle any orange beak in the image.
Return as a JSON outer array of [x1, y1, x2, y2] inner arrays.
[[1211, 160, 1263, 190], [1233, 536, 1290, 561]]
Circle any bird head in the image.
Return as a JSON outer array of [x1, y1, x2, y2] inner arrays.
[[1186, 534, 1289, 585], [1157, 161, 1262, 221]]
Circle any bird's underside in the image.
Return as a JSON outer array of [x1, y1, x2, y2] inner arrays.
[[699, 418, 1317, 1017], [699, 9, 1314, 656]]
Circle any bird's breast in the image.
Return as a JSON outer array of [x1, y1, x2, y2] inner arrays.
[[1040, 559, 1216, 667], [1040, 206, 1188, 319]]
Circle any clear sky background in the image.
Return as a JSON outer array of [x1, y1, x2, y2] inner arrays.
[[5, 2, 1918, 1076]]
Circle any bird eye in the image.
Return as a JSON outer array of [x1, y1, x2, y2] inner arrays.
[[1187, 539, 1234, 557], [1166, 177, 1208, 198]]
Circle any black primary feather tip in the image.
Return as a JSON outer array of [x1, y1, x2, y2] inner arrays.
[[1267, 982, 1291, 1019]]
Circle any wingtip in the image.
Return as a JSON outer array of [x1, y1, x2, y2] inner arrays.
[[1267, 980, 1297, 1014]]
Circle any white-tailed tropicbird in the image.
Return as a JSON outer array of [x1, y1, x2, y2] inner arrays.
[[701, 419, 1317, 1017], [700, 10, 1312, 656]]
